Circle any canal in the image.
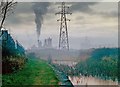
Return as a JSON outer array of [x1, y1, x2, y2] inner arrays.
[[69, 76, 118, 85], [52, 60, 118, 86]]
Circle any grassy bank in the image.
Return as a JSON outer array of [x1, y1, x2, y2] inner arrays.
[[75, 48, 118, 81], [2, 58, 59, 85]]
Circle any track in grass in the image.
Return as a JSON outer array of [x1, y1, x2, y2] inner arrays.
[[2, 58, 59, 85]]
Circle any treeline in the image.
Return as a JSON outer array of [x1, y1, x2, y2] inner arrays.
[[90, 48, 118, 60], [1, 30, 25, 57], [75, 48, 118, 81], [1, 30, 27, 74]]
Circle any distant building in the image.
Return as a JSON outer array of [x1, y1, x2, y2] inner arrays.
[[43, 37, 52, 48], [38, 40, 42, 48]]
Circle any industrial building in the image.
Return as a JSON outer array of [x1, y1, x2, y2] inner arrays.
[[43, 37, 52, 48]]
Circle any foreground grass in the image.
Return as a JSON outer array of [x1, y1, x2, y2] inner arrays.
[[2, 58, 59, 85]]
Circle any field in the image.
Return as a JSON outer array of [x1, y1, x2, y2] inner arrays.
[[2, 58, 59, 85]]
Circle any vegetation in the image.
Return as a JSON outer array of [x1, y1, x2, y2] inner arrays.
[[2, 56, 27, 74], [1, 30, 26, 74], [75, 48, 118, 81], [2, 58, 59, 85]]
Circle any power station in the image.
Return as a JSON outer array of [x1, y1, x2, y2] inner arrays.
[[56, 2, 72, 50]]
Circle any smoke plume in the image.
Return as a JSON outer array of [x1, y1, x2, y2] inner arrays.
[[33, 2, 49, 40]]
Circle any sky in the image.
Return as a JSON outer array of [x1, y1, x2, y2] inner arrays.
[[3, 1, 118, 49]]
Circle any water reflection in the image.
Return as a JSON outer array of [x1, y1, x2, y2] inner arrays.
[[69, 76, 118, 85]]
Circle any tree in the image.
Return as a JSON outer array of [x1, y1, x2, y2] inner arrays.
[[0, 0, 17, 30]]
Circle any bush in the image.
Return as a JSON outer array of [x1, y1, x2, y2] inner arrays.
[[2, 56, 27, 74]]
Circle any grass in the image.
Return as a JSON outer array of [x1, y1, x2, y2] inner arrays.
[[2, 58, 59, 85]]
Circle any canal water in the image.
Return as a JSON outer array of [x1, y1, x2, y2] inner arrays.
[[52, 60, 118, 86], [69, 76, 118, 86]]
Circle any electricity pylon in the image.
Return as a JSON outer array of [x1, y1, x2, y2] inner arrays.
[[56, 2, 72, 50]]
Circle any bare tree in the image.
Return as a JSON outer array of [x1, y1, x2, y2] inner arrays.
[[0, 0, 17, 30]]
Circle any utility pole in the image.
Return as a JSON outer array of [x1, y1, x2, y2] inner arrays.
[[56, 2, 72, 50]]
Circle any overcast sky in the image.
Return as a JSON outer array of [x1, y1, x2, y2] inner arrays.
[[4, 2, 118, 49]]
